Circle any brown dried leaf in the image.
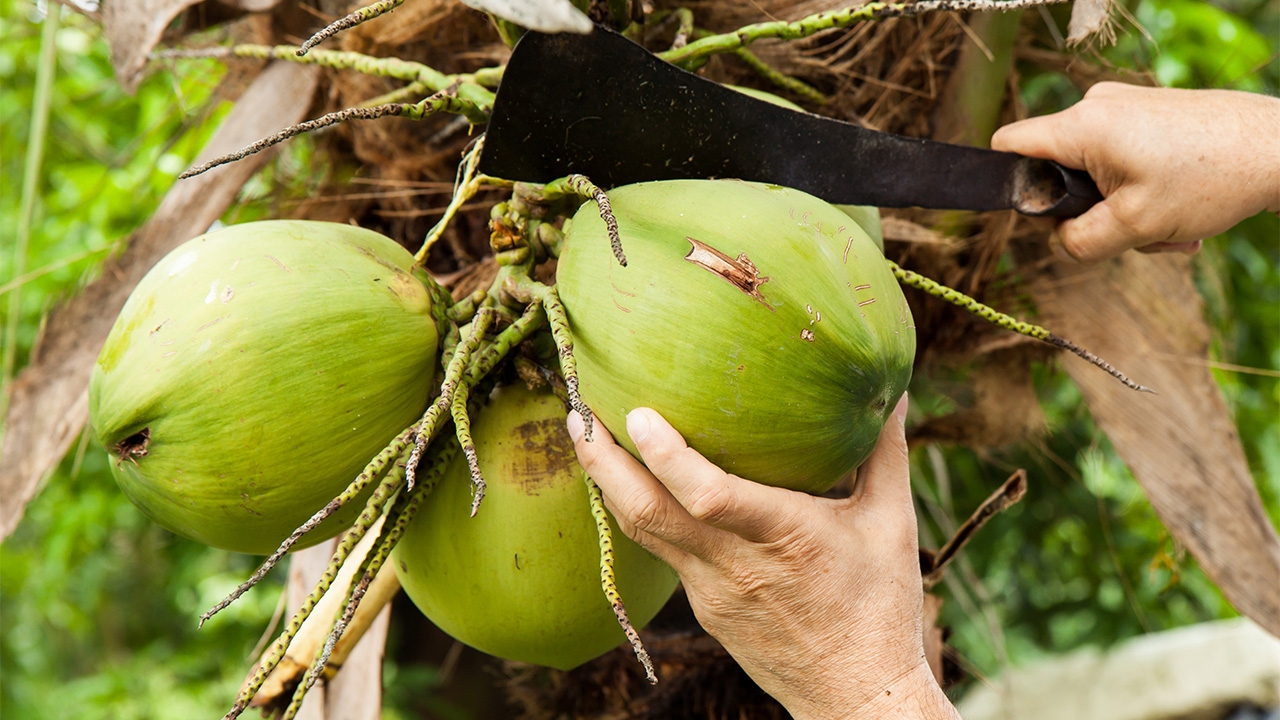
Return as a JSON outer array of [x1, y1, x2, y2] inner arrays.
[[1067, 0, 1116, 47], [323, 593, 390, 720], [1031, 253, 1280, 637], [102, 0, 204, 92], [277, 538, 390, 720], [0, 61, 320, 541]]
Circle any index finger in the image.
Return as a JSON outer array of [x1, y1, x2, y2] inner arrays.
[[991, 112, 1088, 170], [625, 408, 813, 545], [567, 411, 719, 568]]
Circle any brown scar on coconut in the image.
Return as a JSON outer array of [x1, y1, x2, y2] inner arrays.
[[684, 237, 775, 310], [113, 428, 150, 467]]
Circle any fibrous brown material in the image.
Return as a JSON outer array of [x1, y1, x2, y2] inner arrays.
[[1031, 253, 1280, 638], [503, 589, 791, 720]]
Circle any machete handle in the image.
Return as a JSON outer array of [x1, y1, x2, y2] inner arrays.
[[1010, 158, 1104, 218]]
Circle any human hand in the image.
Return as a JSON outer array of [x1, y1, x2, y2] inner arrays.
[[992, 82, 1280, 263], [566, 397, 959, 720]]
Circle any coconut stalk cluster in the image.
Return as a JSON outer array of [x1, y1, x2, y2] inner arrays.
[[86, 1, 1154, 717]]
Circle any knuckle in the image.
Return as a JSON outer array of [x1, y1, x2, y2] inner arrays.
[[626, 491, 669, 535], [685, 482, 734, 524], [1084, 81, 1122, 100], [1112, 197, 1165, 240]]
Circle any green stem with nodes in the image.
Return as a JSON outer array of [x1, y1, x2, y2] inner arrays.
[[157, 45, 496, 110], [671, 7, 695, 49], [724, 43, 828, 105], [887, 261, 1152, 392], [297, 0, 404, 56], [586, 474, 657, 683], [199, 428, 414, 626], [658, 0, 1068, 69], [448, 290, 489, 325], [418, 136, 487, 264], [541, 175, 626, 266], [361, 79, 431, 107], [283, 435, 459, 719], [405, 307, 497, 490], [427, 276, 456, 342], [463, 301, 546, 385], [221, 461, 407, 720], [449, 383, 485, 516], [534, 284, 593, 441]]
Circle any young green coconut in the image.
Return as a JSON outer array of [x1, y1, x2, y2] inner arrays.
[[555, 177, 1147, 494], [89, 220, 442, 554], [557, 179, 916, 493], [393, 380, 679, 673]]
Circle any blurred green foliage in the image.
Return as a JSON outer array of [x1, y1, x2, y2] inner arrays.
[[0, 0, 1277, 717], [0, 3, 281, 718], [925, 0, 1280, 688]]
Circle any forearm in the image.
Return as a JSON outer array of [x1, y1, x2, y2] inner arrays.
[[1222, 89, 1280, 215]]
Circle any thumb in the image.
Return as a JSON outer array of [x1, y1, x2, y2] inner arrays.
[[852, 393, 911, 509], [991, 113, 1086, 170], [1056, 199, 1141, 263]]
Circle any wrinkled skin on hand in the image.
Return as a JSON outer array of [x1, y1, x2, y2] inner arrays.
[[567, 397, 960, 719], [992, 82, 1280, 263]]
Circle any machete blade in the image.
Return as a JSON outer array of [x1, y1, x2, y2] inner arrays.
[[479, 28, 1101, 217]]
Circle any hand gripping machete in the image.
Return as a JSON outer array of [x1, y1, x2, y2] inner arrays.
[[478, 28, 1102, 217]]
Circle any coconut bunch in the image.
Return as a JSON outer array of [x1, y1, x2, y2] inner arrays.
[[84, 2, 1162, 718]]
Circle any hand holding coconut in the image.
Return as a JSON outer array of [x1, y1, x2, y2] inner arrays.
[[568, 398, 960, 720], [992, 82, 1280, 263]]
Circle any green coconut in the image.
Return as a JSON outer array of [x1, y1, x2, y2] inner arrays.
[[89, 220, 440, 554], [556, 179, 914, 493], [393, 382, 678, 670]]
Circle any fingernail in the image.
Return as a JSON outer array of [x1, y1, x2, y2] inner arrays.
[[893, 393, 909, 422], [626, 409, 651, 443], [566, 411, 584, 443]]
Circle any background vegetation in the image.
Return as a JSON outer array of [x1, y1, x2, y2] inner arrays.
[[2, 0, 1276, 717]]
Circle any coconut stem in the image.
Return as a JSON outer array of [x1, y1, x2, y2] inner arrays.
[[427, 276, 457, 342], [729, 44, 828, 105], [448, 290, 489, 325], [281, 437, 458, 719], [360, 79, 432, 107], [297, 0, 404, 56], [152, 45, 496, 110], [670, 7, 695, 49], [450, 383, 487, 517], [199, 428, 413, 628], [585, 474, 657, 683], [659, 0, 1068, 68], [463, 301, 546, 384], [220, 461, 407, 720], [680, 23, 826, 104], [418, 136, 486, 265], [537, 286, 594, 442], [406, 307, 496, 491], [543, 175, 627, 266], [887, 261, 1152, 392]]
